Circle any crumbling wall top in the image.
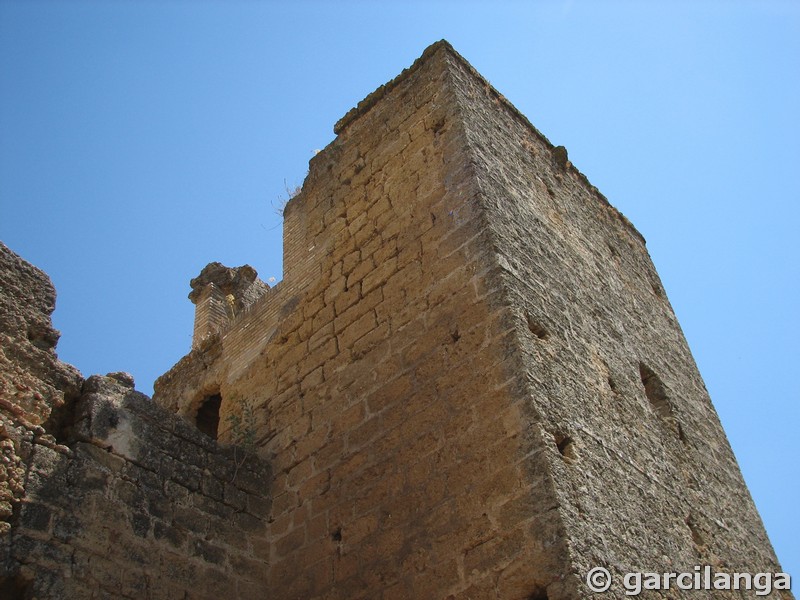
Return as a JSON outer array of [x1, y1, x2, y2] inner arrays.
[[189, 262, 269, 309]]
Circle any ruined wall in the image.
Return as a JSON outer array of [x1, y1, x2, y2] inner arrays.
[[0, 243, 271, 599], [5, 375, 271, 599], [0, 241, 83, 537], [155, 41, 787, 600], [188, 262, 270, 349]]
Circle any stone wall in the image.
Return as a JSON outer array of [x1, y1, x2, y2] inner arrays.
[[155, 41, 788, 600], [446, 46, 787, 596], [188, 262, 270, 349], [0, 243, 271, 599], [157, 41, 565, 598], [1, 241, 83, 537]]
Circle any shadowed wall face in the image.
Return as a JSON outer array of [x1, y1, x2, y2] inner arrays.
[[447, 50, 785, 595]]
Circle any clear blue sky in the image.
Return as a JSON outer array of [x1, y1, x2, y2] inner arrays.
[[1, 0, 797, 580]]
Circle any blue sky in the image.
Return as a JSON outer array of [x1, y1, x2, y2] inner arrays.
[[1, 0, 797, 579]]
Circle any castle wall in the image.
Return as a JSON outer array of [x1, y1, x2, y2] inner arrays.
[[5, 376, 271, 599], [0, 243, 271, 599], [153, 41, 788, 599], [447, 48, 784, 595], [1, 241, 84, 538], [156, 43, 571, 598], [191, 283, 230, 349]]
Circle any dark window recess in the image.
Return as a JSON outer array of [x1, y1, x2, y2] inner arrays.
[[554, 433, 577, 463], [528, 586, 549, 600], [0, 575, 33, 600], [196, 394, 222, 439]]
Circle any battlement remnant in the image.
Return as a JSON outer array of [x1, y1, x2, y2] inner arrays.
[[189, 262, 269, 348]]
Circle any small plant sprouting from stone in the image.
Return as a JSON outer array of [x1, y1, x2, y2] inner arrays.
[[226, 398, 257, 481], [225, 294, 236, 319], [227, 398, 256, 448], [273, 179, 302, 218]]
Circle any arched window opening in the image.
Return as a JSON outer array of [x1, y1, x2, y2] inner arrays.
[[196, 393, 222, 440]]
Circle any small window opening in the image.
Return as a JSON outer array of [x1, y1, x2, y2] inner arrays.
[[196, 394, 222, 440], [554, 433, 577, 463], [678, 422, 688, 444]]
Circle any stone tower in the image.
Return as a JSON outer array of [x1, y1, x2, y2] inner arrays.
[[150, 40, 787, 598]]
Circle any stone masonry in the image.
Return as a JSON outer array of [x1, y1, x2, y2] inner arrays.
[[189, 262, 270, 349], [1, 244, 271, 597], [0, 41, 789, 599], [153, 41, 789, 599]]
